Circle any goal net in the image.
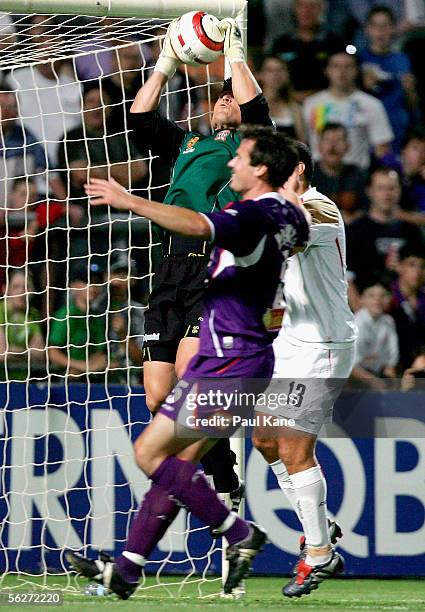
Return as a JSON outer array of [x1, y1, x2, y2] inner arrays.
[[0, 1, 245, 598]]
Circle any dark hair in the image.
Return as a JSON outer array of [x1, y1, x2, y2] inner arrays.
[[401, 127, 425, 149], [368, 166, 401, 186], [366, 5, 396, 24], [361, 276, 392, 294], [258, 55, 295, 104], [0, 84, 15, 95], [220, 78, 233, 97], [292, 140, 314, 184], [326, 51, 360, 69], [240, 126, 299, 188], [320, 122, 348, 138], [398, 244, 425, 262]]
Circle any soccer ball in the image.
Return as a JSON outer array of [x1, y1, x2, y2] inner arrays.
[[170, 11, 224, 66]]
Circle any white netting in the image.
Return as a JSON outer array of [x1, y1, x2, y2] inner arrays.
[[0, 10, 228, 597]]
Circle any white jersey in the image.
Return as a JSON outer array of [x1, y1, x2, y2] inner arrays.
[[275, 187, 356, 353]]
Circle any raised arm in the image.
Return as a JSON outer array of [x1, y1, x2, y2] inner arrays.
[[130, 19, 180, 114], [130, 71, 169, 114]]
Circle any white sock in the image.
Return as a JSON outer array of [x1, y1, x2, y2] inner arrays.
[[290, 465, 331, 566], [269, 459, 301, 521]]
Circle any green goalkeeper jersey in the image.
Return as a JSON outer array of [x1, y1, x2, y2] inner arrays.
[[164, 128, 240, 214], [130, 93, 272, 255]]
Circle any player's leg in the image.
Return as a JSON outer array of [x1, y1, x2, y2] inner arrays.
[[256, 343, 353, 597], [141, 257, 180, 413], [67, 353, 272, 597], [179, 308, 242, 504], [143, 359, 176, 413]]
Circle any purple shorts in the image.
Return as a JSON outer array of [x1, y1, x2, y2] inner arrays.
[[159, 348, 274, 436]]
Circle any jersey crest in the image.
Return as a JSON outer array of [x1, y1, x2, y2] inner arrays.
[[182, 136, 200, 154], [214, 130, 231, 141]]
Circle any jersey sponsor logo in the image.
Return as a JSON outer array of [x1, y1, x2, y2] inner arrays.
[[214, 130, 230, 141], [182, 136, 200, 154], [143, 332, 160, 341]]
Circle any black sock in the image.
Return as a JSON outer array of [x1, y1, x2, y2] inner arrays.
[[200, 438, 239, 493]]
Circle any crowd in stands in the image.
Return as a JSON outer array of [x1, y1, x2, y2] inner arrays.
[[0, 2, 425, 386]]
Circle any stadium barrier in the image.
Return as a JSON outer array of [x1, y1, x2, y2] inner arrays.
[[0, 383, 424, 577]]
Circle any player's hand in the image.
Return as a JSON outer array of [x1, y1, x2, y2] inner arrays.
[[219, 18, 245, 64], [154, 18, 181, 79], [85, 177, 132, 211]]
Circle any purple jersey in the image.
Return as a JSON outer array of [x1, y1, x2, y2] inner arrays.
[[200, 193, 309, 357]]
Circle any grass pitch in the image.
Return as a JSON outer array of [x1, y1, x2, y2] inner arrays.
[[0, 575, 423, 611]]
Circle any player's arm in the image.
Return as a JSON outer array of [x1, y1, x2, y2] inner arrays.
[[220, 18, 272, 124], [131, 19, 180, 113], [129, 19, 186, 162], [85, 178, 211, 238]]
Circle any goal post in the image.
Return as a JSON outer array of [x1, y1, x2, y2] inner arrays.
[[0, 0, 245, 19], [0, 0, 248, 598]]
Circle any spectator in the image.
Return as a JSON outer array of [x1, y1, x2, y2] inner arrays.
[[57, 86, 147, 204], [312, 122, 368, 223], [256, 55, 306, 140], [348, 0, 416, 49], [388, 246, 425, 371], [359, 6, 419, 152], [48, 264, 108, 380], [0, 87, 64, 204], [6, 15, 83, 170], [382, 128, 425, 225], [0, 269, 45, 381], [303, 51, 394, 169], [271, 0, 344, 101], [401, 353, 425, 391], [351, 280, 399, 388], [346, 167, 425, 307], [98, 255, 144, 383], [7, 178, 64, 267]]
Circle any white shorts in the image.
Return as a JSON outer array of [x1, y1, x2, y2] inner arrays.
[[258, 339, 355, 435]]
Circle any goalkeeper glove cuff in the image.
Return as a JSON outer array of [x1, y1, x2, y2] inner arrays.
[[220, 18, 246, 64], [154, 56, 179, 79]]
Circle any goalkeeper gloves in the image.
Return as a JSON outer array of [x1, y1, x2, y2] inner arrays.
[[154, 18, 181, 79], [219, 18, 245, 64]]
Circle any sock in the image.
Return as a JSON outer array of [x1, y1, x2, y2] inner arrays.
[[116, 483, 180, 583], [269, 459, 301, 521], [151, 455, 249, 545], [290, 465, 331, 566], [200, 439, 239, 493]]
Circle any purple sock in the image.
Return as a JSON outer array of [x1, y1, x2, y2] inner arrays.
[[150, 455, 249, 543], [116, 483, 180, 583]]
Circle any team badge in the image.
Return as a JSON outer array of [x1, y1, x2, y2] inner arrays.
[[183, 136, 200, 154], [214, 130, 230, 141]]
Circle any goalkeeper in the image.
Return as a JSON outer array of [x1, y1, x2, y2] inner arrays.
[[129, 18, 272, 502]]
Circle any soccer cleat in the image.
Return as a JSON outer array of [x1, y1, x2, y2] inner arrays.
[[229, 480, 245, 513], [223, 522, 267, 594], [283, 549, 344, 598], [65, 550, 138, 600]]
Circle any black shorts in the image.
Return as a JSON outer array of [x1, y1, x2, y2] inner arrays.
[[143, 256, 208, 364]]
